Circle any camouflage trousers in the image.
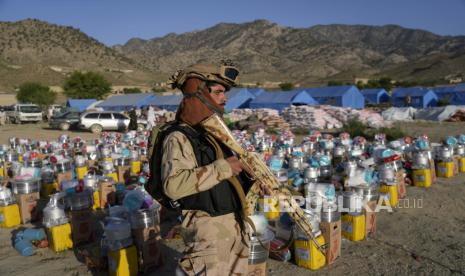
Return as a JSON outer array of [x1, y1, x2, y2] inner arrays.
[[178, 210, 250, 276]]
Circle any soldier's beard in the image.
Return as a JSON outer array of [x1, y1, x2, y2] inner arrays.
[[176, 78, 224, 125]]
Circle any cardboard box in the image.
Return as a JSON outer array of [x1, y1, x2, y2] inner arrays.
[[248, 263, 267, 276], [430, 159, 437, 182], [364, 201, 377, 237], [99, 181, 116, 208], [453, 156, 460, 176], [396, 169, 407, 199], [76, 242, 107, 271], [132, 226, 163, 272], [70, 208, 95, 246], [117, 166, 131, 183], [319, 220, 341, 265], [86, 160, 97, 169], [132, 225, 161, 247], [56, 171, 73, 188], [15, 192, 40, 224]]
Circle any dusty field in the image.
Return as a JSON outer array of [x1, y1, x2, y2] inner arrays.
[[0, 122, 464, 275]]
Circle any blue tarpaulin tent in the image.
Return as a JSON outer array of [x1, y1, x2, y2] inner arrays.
[[392, 87, 438, 108], [249, 90, 318, 111], [247, 88, 265, 97], [433, 84, 465, 105], [146, 94, 182, 111], [66, 99, 97, 112], [225, 88, 256, 112], [361, 88, 390, 104], [304, 85, 365, 109], [96, 93, 156, 111]]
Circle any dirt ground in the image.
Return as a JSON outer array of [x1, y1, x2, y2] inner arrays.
[[0, 122, 464, 275]]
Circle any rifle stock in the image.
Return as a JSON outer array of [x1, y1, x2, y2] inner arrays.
[[201, 114, 326, 255]]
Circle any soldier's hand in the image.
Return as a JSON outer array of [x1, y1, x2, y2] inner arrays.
[[226, 156, 243, 176]]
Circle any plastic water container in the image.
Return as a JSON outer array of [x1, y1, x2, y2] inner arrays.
[[413, 169, 432, 188], [107, 245, 138, 276], [19, 228, 46, 241], [0, 204, 21, 228], [104, 217, 133, 251], [48, 223, 73, 252], [342, 213, 365, 241], [294, 234, 326, 270], [14, 238, 34, 256], [248, 229, 275, 275]]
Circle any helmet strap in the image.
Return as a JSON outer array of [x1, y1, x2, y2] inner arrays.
[[183, 81, 224, 116]]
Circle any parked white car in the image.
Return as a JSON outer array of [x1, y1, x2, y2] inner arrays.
[[79, 111, 145, 133], [6, 104, 43, 124]]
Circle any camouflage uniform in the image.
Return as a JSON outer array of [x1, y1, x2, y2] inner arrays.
[[161, 131, 250, 275]]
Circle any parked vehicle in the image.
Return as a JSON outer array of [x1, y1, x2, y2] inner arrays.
[[49, 111, 81, 130], [79, 111, 146, 133], [6, 104, 42, 124]]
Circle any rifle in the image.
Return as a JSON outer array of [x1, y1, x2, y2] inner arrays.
[[201, 114, 326, 255]]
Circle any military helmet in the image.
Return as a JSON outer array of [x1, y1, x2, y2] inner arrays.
[[170, 60, 239, 91]]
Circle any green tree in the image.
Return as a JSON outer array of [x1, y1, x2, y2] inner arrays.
[[122, 87, 142, 94], [279, 82, 294, 91], [63, 71, 111, 99], [378, 77, 393, 91], [327, 80, 344, 86], [16, 82, 56, 107], [152, 87, 167, 93]]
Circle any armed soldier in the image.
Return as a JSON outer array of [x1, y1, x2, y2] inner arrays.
[[158, 62, 253, 275]]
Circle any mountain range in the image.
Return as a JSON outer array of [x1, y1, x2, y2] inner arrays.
[[0, 19, 464, 92]]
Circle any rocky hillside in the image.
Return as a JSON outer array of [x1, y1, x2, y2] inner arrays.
[[1, 19, 464, 92], [115, 20, 465, 85], [0, 19, 155, 92]]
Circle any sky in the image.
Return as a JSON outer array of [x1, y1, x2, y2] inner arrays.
[[0, 0, 464, 46]]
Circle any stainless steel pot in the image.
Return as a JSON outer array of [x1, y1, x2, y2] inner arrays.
[[4, 151, 19, 162], [66, 189, 93, 210], [303, 167, 319, 180], [41, 170, 55, 184], [413, 151, 429, 169], [55, 159, 72, 173], [83, 174, 99, 190], [113, 157, 131, 167], [100, 146, 111, 158], [73, 141, 85, 149], [129, 206, 161, 229], [99, 176, 115, 185], [344, 161, 358, 176], [248, 229, 275, 265], [302, 142, 316, 154], [437, 146, 452, 161], [333, 146, 345, 157], [321, 203, 340, 223], [379, 165, 396, 184], [273, 169, 288, 184], [350, 185, 379, 202], [138, 147, 147, 157], [25, 159, 42, 168], [11, 178, 41, 194], [99, 160, 114, 171], [289, 157, 302, 170], [75, 156, 87, 167], [319, 166, 332, 179], [129, 150, 139, 161], [0, 187, 15, 206], [456, 145, 465, 156], [342, 191, 363, 215]]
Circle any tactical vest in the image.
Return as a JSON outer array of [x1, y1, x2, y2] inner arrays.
[[166, 124, 251, 217]]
